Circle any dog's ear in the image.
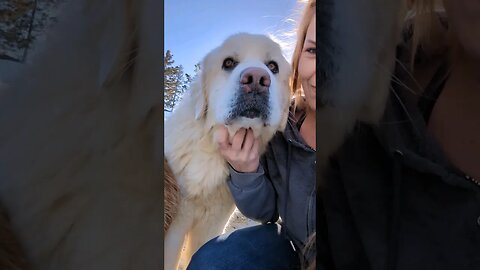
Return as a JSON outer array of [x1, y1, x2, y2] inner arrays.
[[98, 2, 137, 87], [193, 62, 208, 120]]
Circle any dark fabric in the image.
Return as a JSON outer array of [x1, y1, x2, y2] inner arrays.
[[318, 56, 480, 270], [227, 110, 316, 263], [320, 113, 480, 270], [317, 13, 480, 269], [417, 60, 450, 123], [187, 224, 301, 270]]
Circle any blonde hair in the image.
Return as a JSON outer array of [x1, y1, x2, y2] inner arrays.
[[290, 3, 317, 268], [290, 0, 316, 111], [304, 233, 316, 270], [408, 0, 446, 69]]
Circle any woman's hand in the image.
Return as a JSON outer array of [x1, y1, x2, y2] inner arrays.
[[217, 125, 260, 173]]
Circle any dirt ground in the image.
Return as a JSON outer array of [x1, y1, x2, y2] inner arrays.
[[177, 208, 259, 270], [224, 208, 260, 233]]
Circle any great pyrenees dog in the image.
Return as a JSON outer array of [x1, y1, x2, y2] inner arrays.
[[0, 0, 162, 269], [164, 33, 291, 270]]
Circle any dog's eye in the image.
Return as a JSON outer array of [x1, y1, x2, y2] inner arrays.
[[222, 58, 237, 70], [266, 61, 279, 74]]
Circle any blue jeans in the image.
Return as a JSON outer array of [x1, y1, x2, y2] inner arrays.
[[187, 224, 301, 270]]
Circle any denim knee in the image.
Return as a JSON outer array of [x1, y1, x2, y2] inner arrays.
[[187, 240, 221, 270], [186, 224, 300, 270]]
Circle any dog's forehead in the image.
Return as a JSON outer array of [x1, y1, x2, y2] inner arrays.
[[218, 33, 283, 61]]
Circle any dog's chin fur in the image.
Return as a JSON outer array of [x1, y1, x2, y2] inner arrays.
[[224, 118, 275, 140], [164, 33, 290, 270], [0, 0, 162, 269]]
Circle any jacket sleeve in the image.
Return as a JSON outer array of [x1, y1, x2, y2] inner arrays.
[[226, 156, 278, 223]]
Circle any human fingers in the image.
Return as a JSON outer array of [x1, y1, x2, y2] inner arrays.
[[249, 137, 260, 161], [217, 125, 231, 150], [241, 128, 255, 151], [231, 128, 247, 151]]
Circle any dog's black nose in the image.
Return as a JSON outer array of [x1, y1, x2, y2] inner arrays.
[[240, 67, 270, 94]]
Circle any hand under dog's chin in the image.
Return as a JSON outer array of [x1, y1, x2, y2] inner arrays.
[[216, 117, 267, 141]]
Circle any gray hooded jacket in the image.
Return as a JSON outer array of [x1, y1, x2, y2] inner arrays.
[[227, 112, 316, 256]]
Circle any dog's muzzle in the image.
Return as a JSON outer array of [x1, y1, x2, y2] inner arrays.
[[226, 67, 271, 123]]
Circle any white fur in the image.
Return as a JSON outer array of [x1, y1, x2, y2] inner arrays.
[[164, 33, 291, 270], [212, 60, 284, 132], [0, 0, 162, 269]]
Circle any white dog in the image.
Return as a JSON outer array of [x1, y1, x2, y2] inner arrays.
[[0, 0, 162, 269], [164, 33, 291, 270]]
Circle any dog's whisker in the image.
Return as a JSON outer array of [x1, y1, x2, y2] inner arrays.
[[393, 57, 423, 92], [374, 61, 421, 96], [389, 85, 422, 135]]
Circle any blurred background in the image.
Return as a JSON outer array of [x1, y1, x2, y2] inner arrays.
[[0, 0, 66, 81]]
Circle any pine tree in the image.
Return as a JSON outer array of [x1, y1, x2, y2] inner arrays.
[[182, 73, 193, 93], [194, 63, 201, 74], [182, 62, 200, 92], [164, 50, 185, 112], [0, 0, 65, 62], [172, 65, 185, 108]]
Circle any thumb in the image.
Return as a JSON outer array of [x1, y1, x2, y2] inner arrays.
[[216, 125, 231, 150]]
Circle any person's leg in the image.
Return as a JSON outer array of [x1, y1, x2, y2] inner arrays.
[[187, 223, 300, 270]]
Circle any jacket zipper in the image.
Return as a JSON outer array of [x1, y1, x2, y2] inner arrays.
[[465, 175, 480, 187]]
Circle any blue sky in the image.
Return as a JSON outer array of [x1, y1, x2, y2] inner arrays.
[[165, 0, 301, 76]]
